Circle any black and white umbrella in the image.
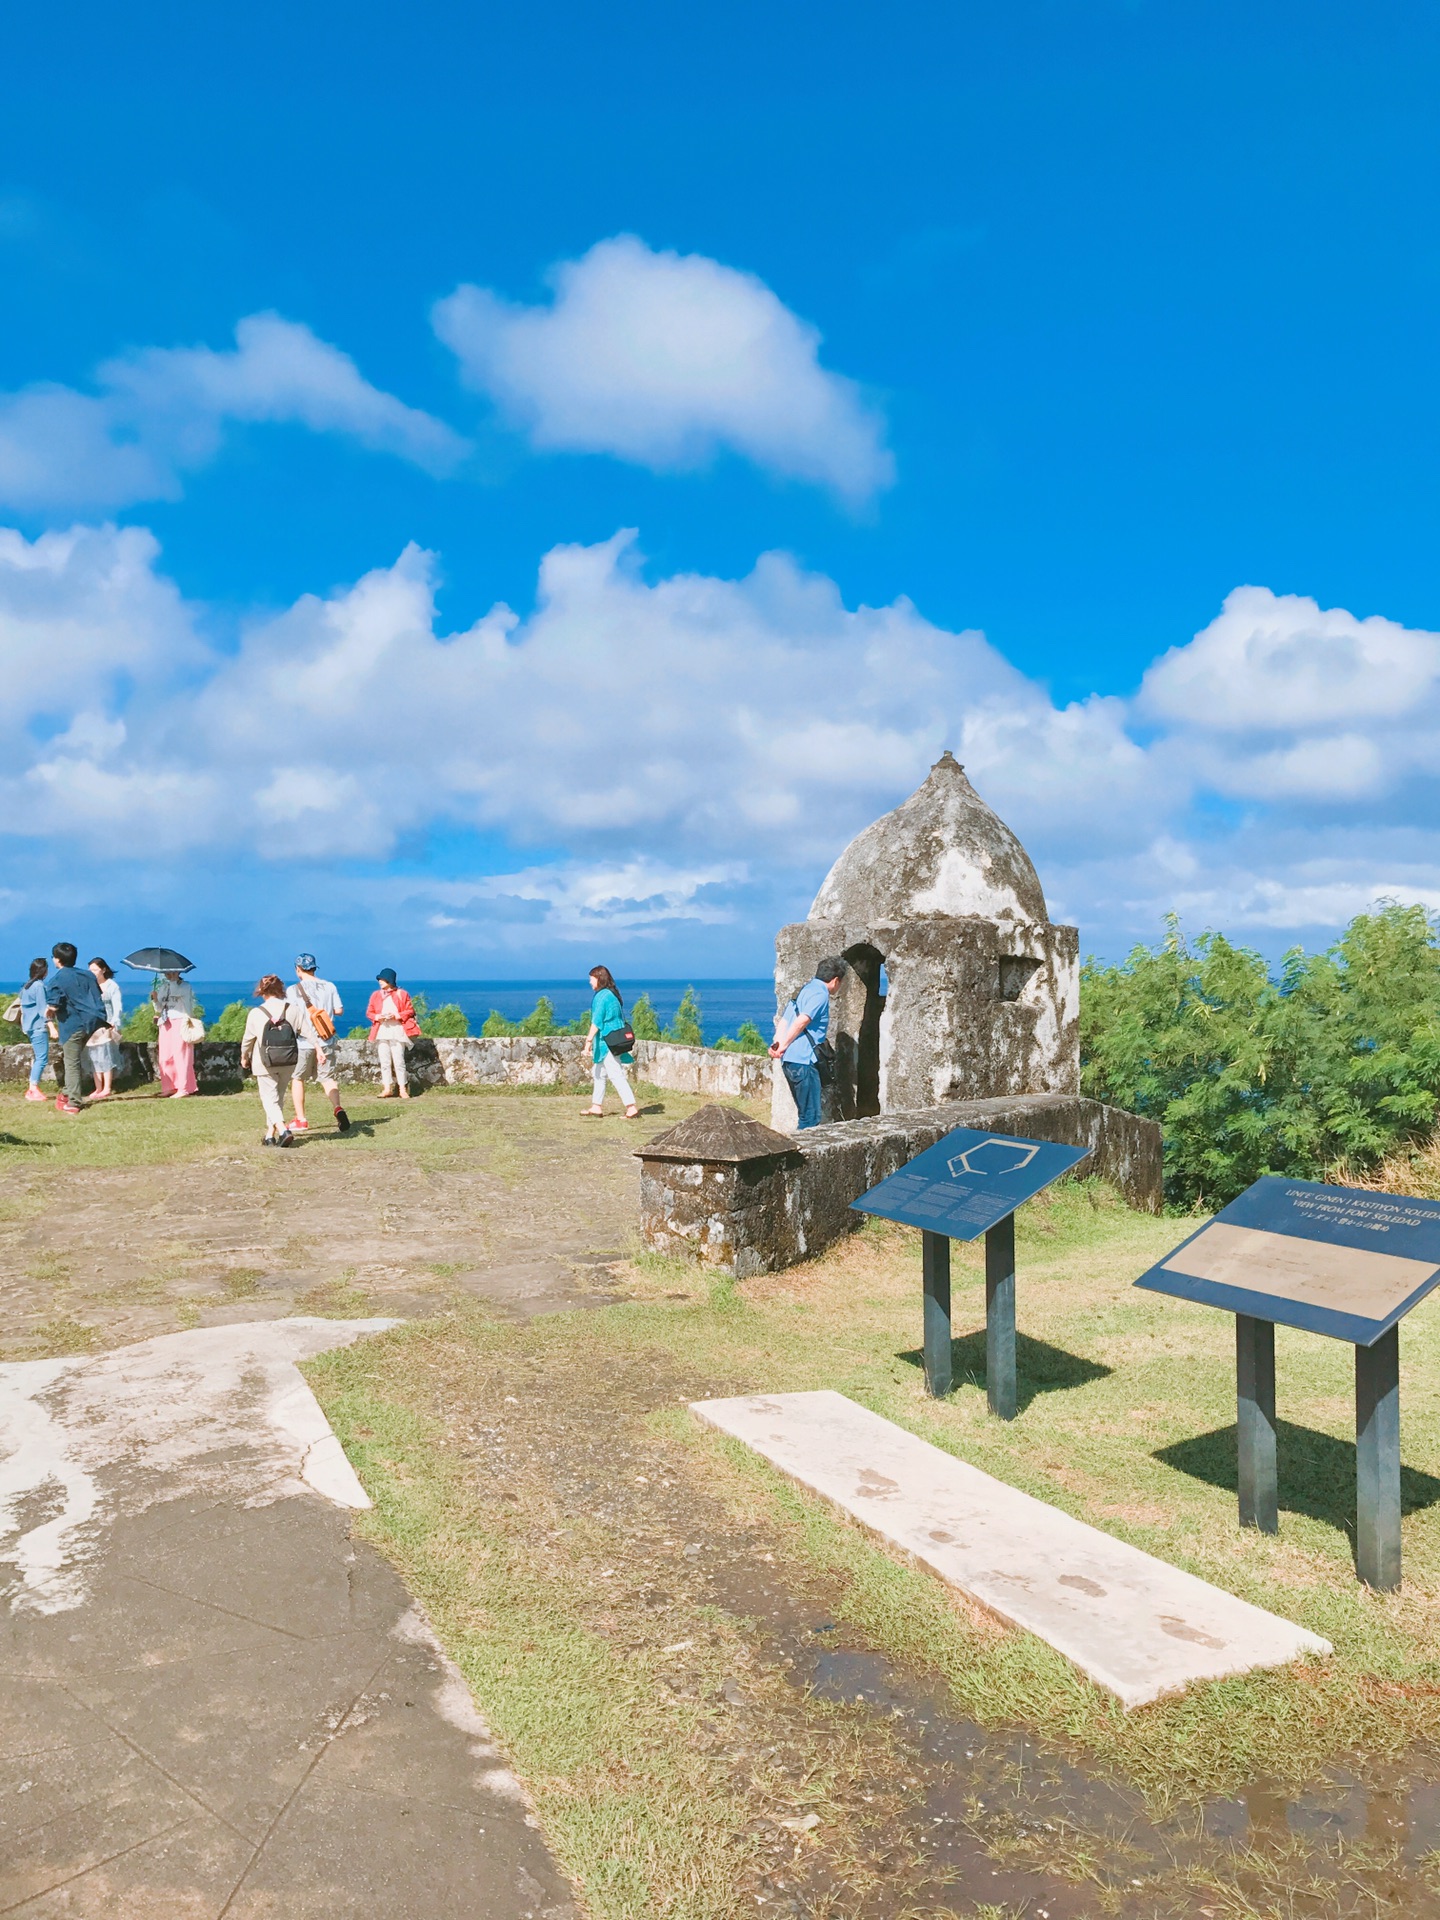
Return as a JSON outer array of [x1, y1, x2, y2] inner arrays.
[[123, 947, 195, 973]]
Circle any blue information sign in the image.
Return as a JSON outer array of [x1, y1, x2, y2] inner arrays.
[[850, 1127, 1092, 1240], [1135, 1176, 1440, 1346]]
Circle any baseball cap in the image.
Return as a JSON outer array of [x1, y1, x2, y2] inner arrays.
[[296, 952, 317, 972]]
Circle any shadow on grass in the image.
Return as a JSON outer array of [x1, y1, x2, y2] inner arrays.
[[312, 1113, 399, 1141], [1155, 1421, 1440, 1541], [899, 1329, 1111, 1413]]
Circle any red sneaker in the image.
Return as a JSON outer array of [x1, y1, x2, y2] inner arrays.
[[290, 1119, 310, 1132]]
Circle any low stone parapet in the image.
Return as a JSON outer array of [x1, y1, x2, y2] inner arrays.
[[0, 1032, 773, 1100], [637, 1092, 1163, 1277]]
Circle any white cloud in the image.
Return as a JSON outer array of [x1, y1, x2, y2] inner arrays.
[[0, 315, 467, 513], [1136, 586, 1440, 805], [0, 523, 202, 724], [1141, 586, 1440, 732], [0, 523, 1438, 961], [408, 859, 748, 946], [434, 235, 893, 505]]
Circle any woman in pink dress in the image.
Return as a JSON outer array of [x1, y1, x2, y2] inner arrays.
[[152, 970, 199, 1098]]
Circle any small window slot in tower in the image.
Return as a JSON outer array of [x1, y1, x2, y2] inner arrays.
[[998, 956, 1042, 1002]]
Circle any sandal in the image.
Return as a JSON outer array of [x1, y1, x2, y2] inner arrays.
[[625, 1105, 641, 1119], [580, 1106, 605, 1117]]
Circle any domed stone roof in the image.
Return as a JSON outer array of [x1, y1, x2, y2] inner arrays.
[[809, 752, 1049, 928]]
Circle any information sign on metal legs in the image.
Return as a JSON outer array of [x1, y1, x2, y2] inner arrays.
[[1235, 1314, 1277, 1534], [1136, 1176, 1440, 1589], [985, 1213, 1017, 1421], [1355, 1328, 1401, 1592], [852, 1127, 1092, 1412], [921, 1231, 951, 1399]]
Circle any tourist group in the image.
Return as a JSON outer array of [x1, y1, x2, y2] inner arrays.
[[9, 948, 848, 1143], [9, 946, 425, 1145]]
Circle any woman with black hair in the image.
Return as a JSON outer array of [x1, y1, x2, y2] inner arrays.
[[87, 958, 123, 1100], [580, 965, 639, 1120]]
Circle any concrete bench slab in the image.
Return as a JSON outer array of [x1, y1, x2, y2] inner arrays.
[[692, 1389, 1330, 1709]]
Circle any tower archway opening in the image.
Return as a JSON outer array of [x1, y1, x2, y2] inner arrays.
[[841, 942, 887, 1118]]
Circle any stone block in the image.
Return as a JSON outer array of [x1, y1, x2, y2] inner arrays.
[[693, 1390, 1330, 1708], [639, 1092, 1163, 1275]]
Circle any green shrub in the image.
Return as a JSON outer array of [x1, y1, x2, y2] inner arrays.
[[663, 987, 704, 1047], [348, 1024, 369, 1039], [420, 1002, 469, 1038], [713, 1020, 768, 1055], [1081, 904, 1440, 1210], [482, 996, 587, 1038], [208, 1000, 249, 1042], [630, 993, 662, 1041], [122, 1002, 158, 1042]]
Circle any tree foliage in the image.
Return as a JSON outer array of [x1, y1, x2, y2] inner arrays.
[[481, 996, 584, 1037], [663, 987, 704, 1047], [1081, 905, 1440, 1209], [714, 1020, 768, 1055], [629, 994, 662, 1041]]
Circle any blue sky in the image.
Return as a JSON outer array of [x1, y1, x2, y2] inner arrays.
[[3, 1, 1438, 978]]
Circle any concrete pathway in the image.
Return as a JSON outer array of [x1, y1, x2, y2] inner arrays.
[[694, 1389, 1331, 1710], [0, 1322, 575, 1917]]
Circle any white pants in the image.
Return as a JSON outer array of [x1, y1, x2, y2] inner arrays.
[[592, 1049, 635, 1108], [377, 1036, 409, 1091], [255, 1068, 288, 1133]]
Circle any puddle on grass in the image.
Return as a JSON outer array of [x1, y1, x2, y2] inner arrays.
[[697, 1548, 1440, 1917]]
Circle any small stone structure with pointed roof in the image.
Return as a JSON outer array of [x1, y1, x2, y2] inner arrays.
[[773, 752, 1079, 1129]]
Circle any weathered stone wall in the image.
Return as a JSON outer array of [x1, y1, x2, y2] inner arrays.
[[0, 1033, 772, 1101], [640, 1092, 1163, 1277], [772, 916, 1080, 1131]]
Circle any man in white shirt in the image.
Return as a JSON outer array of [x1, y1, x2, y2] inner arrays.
[[287, 953, 349, 1133]]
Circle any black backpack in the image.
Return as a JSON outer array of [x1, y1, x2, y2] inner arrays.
[[259, 1010, 299, 1072]]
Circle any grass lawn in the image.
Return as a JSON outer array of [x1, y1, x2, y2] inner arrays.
[[307, 1174, 1440, 1919], [9, 1083, 1440, 1913]]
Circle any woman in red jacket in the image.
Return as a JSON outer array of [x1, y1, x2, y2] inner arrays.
[[366, 968, 422, 1099]]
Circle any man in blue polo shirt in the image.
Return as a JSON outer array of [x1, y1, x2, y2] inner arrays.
[[44, 941, 107, 1116], [770, 956, 845, 1130]]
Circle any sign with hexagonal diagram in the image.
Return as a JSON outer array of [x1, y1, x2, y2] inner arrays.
[[851, 1126, 1092, 1240]]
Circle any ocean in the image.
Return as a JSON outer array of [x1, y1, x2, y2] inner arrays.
[[178, 977, 777, 1043]]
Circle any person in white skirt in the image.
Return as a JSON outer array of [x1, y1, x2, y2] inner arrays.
[[86, 957, 124, 1100]]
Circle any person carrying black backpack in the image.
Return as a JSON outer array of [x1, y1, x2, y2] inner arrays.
[[239, 975, 302, 1146]]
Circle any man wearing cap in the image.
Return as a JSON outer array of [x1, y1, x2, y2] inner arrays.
[[286, 954, 349, 1133], [769, 956, 845, 1131]]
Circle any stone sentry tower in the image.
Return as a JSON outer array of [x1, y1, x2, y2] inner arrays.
[[771, 751, 1080, 1131]]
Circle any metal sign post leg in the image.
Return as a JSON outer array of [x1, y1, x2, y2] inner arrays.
[[1355, 1328, 1401, 1592], [1235, 1314, 1278, 1533], [921, 1230, 952, 1399], [985, 1212, 1017, 1421]]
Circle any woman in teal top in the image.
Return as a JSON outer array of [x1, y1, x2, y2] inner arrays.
[[581, 965, 639, 1119]]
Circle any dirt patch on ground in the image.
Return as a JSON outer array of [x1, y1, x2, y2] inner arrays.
[[0, 1083, 727, 1358]]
